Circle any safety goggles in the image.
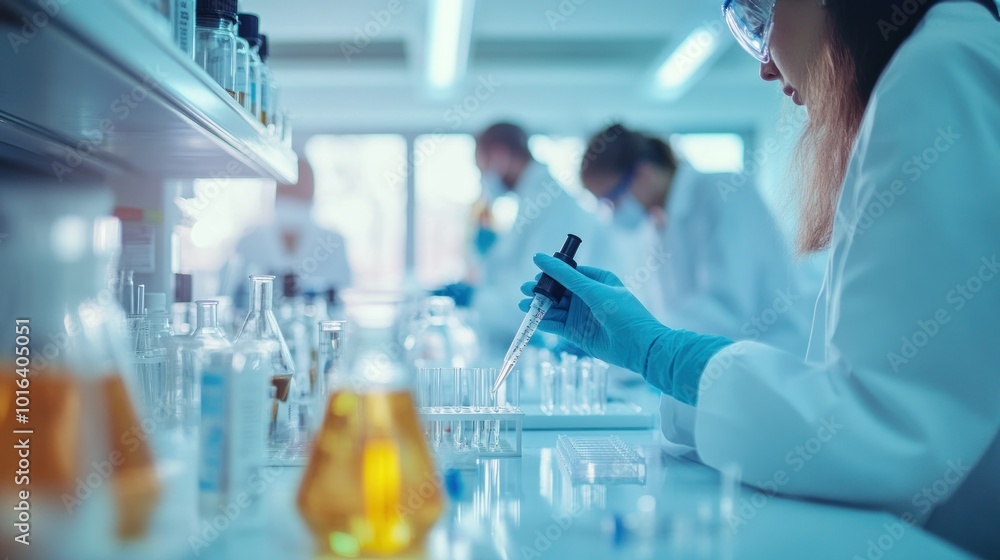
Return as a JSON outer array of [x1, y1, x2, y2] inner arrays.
[[722, 0, 778, 63]]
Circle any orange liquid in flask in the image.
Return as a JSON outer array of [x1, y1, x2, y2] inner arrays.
[[298, 391, 443, 558]]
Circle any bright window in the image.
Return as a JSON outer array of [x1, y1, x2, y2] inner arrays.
[[414, 134, 481, 287], [670, 133, 746, 174], [306, 134, 408, 290]]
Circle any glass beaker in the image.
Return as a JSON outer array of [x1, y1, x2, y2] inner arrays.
[[0, 179, 160, 560], [234, 275, 297, 453], [298, 291, 443, 558], [315, 320, 345, 416]]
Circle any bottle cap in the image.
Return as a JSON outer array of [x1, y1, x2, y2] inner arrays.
[[197, 0, 238, 23], [237, 13, 262, 46], [282, 273, 299, 298], [175, 273, 193, 303]]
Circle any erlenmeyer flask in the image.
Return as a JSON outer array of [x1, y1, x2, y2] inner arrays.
[[298, 291, 443, 558], [0, 179, 161, 560], [234, 275, 297, 452]]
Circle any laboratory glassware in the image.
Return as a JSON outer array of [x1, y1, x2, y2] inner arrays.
[[234, 275, 297, 451], [258, 34, 279, 131], [556, 435, 646, 485], [539, 353, 610, 416], [0, 179, 160, 559], [298, 291, 443, 558], [171, 272, 195, 335], [135, 292, 175, 431], [171, 0, 197, 57], [238, 13, 263, 117], [416, 367, 523, 458], [233, 32, 252, 112], [178, 300, 229, 436], [407, 296, 460, 368], [312, 320, 344, 431], [193, 301, 264, 518], [278, 274, 317, 453], [494, 233, 582, 394], [119, 269, 135, 315], [194, 0, 239, 99]]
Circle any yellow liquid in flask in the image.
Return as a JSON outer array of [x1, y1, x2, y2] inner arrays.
[[0, 370, 160, 541], [297, 391, 443, 558]]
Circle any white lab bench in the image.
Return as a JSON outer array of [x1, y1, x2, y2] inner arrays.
[[159, 403, 973, 560]]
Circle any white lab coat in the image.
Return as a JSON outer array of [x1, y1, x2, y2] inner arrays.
[[221, 200, 352, 299], [648, 163, 819, 452], [472, 161, 607, 356], [688, 2, 1000, 556], [654, 162, 816, 350]]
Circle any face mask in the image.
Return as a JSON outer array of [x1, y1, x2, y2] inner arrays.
[[612, 193, 648, 231], [480, 171, 508, 201]]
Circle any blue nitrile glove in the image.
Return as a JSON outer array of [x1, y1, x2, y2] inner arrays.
[[474, 225, 499, 255], [519, 254, 734, 405], [432, 282, 475, 307]]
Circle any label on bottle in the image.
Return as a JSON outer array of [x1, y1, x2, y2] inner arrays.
[[199, 370, 226, 493], [171, 0, 195, 55], [236, 64, 248, 92], [229, 358, 267, 497]]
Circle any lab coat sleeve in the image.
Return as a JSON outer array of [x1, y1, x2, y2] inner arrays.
[[692, 34, 1000, 518]]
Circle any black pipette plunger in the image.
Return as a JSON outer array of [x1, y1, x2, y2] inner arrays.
[[532, 234, 582, 303]]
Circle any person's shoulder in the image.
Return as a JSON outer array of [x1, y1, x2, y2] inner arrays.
[[879, 2, 1000, 94]]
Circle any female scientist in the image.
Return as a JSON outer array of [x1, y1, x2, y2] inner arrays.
[[520, 0, 1000, 556]]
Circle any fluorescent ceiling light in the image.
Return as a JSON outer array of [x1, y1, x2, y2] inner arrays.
[[653, 25, 724, 96], [426, 0, 474, 90]]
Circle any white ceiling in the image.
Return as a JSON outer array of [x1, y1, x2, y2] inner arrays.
[[239, 0, 786, 139]]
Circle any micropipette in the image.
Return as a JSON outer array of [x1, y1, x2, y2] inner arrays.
[[492, 234, 582, 395]]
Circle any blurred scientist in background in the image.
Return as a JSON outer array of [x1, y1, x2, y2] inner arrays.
[[582, 123, 814, 351], [221, 157, 352, 303], [581, 124, 817, 452], [468, 122, 608, 356]]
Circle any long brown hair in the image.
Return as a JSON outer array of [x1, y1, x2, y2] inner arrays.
[[794, 0, 998, 252]]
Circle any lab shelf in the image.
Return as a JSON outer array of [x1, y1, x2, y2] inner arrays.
[[0, 0, 297, 182]]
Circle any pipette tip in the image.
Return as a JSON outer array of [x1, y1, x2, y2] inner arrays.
[[492, 362, 515, 395]]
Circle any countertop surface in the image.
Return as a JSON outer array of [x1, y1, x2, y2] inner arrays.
[[170, 421, 972, 560]]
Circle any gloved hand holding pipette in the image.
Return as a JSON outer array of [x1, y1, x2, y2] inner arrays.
[[492, 234, 584, 395], [517, 253, 734, 406]]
